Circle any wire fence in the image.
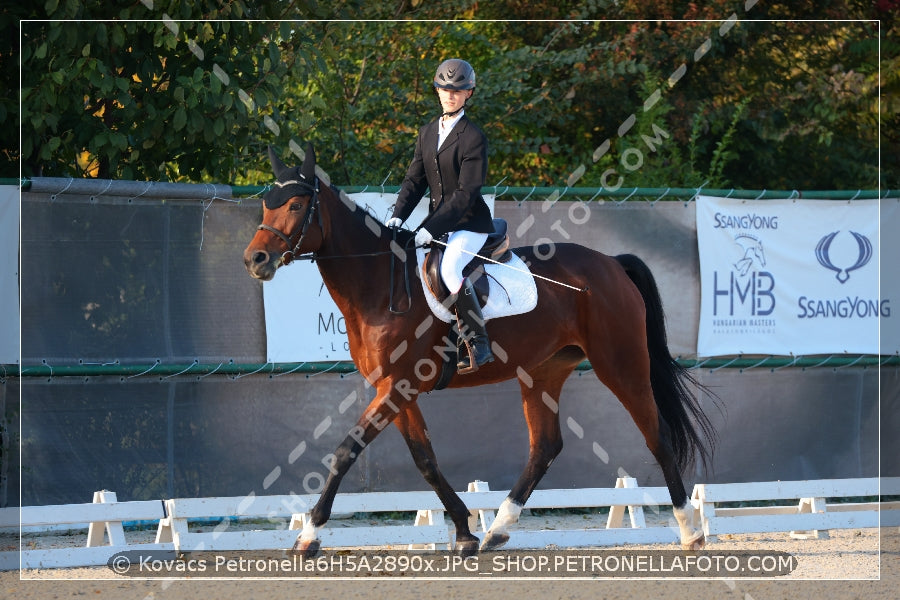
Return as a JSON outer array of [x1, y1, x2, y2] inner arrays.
[[4, 354, 897, 382]]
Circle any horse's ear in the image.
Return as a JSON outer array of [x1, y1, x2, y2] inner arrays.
[[268, 145, 294, 182], [300, 143, 316, 183]]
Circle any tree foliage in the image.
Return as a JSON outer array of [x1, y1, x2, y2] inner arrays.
[[8, 1, 896, 189], [16, 1, 341, 180]]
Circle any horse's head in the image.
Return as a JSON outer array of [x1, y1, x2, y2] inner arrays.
[[243, 145, 324, 280]]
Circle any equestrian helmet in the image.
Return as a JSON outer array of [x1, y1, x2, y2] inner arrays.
[[433, 59, 476, 90]]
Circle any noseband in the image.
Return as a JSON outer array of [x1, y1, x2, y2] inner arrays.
[[257, 178, 322, 265]]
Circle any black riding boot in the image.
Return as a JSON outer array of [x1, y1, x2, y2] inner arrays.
[[454, 279, 494, 374]]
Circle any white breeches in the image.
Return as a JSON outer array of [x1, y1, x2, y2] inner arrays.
[[440, 230, 489, 293]]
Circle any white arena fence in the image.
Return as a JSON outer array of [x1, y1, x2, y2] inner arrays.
[[1, 477, 897, 570]]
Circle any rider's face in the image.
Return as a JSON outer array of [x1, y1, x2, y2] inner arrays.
[[437, 87, 473, 115]]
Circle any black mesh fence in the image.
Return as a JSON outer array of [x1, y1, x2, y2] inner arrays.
[[3, 181, 891, 507]]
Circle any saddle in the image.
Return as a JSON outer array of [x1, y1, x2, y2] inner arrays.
[[421, 218, 512, 307]]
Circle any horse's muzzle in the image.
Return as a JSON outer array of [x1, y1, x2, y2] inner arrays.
[[244, 247, 278, 281]]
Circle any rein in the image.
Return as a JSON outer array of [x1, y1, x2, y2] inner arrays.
[[258, 189, 417, 311], [299, 229, 416, 314]]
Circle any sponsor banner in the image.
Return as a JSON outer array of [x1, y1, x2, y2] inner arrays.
[[884, 199, 900, 354], [697, 195, 892, 356], [263, 193, 493, 363]]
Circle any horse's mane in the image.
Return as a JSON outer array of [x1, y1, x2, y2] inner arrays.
[[324, 181, 417, 248]]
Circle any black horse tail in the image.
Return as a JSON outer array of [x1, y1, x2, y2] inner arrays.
[[615, 253, 717, 473]]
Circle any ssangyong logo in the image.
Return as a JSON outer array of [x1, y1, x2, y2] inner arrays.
[[814, 231, 872, 284], [797, 229, 887, 320]]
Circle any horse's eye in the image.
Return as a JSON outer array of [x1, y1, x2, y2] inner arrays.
[[289, 202, 303, 212]]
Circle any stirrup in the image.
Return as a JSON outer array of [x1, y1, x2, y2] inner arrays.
[[456, 331, 494, 374], [453, 279, 494, 374], [456, 338, 476, 375]]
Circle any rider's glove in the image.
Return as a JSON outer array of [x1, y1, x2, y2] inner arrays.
[[414, 228, 433, 247]]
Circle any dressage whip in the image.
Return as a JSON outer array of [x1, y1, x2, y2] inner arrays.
[[428, 238, 588, 292]]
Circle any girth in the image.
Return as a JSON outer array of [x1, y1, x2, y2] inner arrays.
[[422, 218, 512, 306]]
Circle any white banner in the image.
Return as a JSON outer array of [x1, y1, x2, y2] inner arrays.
[[0, 186, 18, 365], [697, 195, 894, 357], [882, 199, 900, 355], [263, 192, 494, 362]]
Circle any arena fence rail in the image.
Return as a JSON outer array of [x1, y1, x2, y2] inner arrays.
[[1, 477, 896, 570]]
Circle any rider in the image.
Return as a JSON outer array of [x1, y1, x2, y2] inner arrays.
[[384, 58, 495, 373]]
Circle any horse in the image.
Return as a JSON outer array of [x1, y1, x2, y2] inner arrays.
[[242, 145, 716, 558]]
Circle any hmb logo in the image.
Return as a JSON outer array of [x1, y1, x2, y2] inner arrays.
[[712, 233, 775, 316]]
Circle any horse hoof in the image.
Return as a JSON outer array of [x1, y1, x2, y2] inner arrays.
[[290, 538, 321, 559], [479, 531, 510, 551], [681, 532, 705, 551], [455, 537, 479, 558]]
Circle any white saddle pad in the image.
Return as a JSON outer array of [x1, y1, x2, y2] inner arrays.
[[417, 247, 539, 323]]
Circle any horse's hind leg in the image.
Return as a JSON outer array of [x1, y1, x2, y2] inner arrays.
[[393, 402, 480, 556], [591, 350, 705, 550], [481, 362, 570, 551], [649, 419, 705, 550], [655, 417, 705, 550]]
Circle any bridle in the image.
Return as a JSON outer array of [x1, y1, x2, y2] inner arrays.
[[257, 178, 322, 265]]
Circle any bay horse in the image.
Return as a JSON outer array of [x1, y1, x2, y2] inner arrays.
[[243, 145, 715, 557]]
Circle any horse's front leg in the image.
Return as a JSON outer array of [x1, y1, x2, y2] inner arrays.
[[393, 401, 479, 557], [290, 390, 399, 559], [481, 367, 567, 551]]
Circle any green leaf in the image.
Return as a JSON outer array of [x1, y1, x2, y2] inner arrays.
[[111, 25, 125, 48], [210, 71, 222, 94], [90, 131, 108, 153], [42, 87, 57, 108], [82, 43, 91, 57], [190, 111, 204, 131], [87, 68, 103, 89], [111, 131, 128, 151], [43, 113, 59, 131], [173, 107, 187, 131], [279, 21, 293, 42], [34, 43, 48, 60]]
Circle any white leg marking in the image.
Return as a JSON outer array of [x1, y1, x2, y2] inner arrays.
[[300, 519, 320, 543], [488, 498, 522, 536], [672, 504, 704, 548]]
